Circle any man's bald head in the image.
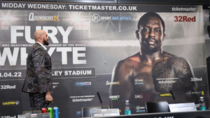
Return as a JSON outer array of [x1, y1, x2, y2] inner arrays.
[[34, 30, 49, 45], [34, 30, 45, 41]]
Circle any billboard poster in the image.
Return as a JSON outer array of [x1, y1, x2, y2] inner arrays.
[[203, 8, 210, 58], [0, 2, 207, 118]]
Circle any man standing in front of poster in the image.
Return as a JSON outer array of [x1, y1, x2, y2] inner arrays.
[[22, 30, 53, 110], [109, 12, 197, 112]]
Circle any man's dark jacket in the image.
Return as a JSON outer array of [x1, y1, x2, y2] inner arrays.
[[22, 43, 53, 93]]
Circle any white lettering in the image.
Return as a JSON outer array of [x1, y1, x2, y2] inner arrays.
[[57, 47, 72, 65], [73, 47, 86, 64], [11, 26, 73, 44], [57, 26, 73, 43], [0, 48, 19, 66], [11, 26, 24, 43], [20, 48, 28, 65]]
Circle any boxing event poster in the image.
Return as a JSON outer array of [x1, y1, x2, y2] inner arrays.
[[0, 2, 207, 118], [203, 9, 210, 59]]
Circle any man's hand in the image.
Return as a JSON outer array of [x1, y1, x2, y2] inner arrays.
[[45, 91, 53, 102]]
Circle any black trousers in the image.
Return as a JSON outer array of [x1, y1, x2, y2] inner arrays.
[[29, 93, 49, 110]]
